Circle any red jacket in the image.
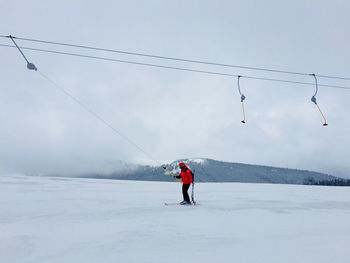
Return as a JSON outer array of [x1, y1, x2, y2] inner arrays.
[[178, 166, 193, 184]]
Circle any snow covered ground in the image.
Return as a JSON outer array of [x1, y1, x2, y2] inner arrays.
[[1, 175, 350, 263]]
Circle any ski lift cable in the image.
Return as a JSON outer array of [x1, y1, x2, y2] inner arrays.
[[38, 70, 160, 163], [1, 35, 350, 81], [6, 37, 160, 165], [1, 43, 350, 91]]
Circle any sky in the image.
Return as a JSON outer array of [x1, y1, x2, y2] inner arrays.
[[0, 0, 349, 178]]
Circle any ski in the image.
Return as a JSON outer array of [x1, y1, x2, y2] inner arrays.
[[164, 202, 182, 206], [164, 202, 197, 206]]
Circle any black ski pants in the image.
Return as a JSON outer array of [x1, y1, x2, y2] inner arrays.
[[182, 184, 191, 202]]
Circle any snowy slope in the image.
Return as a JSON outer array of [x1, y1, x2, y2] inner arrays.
[[1, 175, 350, 263], [79, 158, 336, 185]]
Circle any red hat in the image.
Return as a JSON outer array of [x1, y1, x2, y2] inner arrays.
[[178, 162, 186, 168]]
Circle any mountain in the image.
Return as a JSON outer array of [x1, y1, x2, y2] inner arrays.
[[77, 158, 337, 185]]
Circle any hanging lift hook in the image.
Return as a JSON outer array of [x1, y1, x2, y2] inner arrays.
[[7, 35, 37, 71], [309, 73, 328, 126], [237, 75, 246, 123]]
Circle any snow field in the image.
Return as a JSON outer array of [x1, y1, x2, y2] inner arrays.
[[1, 175, 350, 263]]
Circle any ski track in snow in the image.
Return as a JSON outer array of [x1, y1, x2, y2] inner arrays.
[[1, 174, 350, 263]]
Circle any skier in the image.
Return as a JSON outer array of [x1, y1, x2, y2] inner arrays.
[[175, 162, 194, 205]]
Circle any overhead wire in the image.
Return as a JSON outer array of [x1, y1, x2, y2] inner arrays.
[[1, 43, 350, 91], [37, 70, 159, 163], [4, 37, 160, 164], [2, 34, 340, 163], [2, 35, 350, 81]]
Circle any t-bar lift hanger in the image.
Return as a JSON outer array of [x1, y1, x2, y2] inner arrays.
[[237, 75, 246, 123], [7, 35, 37, 71], [309, 74, 328, 126]]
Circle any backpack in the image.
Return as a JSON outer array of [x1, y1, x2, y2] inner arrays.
[[185, 167, 195, 183]]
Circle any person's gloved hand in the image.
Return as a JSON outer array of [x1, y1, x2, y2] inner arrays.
[[165, 170, 177, 177]]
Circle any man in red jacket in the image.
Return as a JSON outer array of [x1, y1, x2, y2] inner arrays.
[[175, 162, 194, 205]]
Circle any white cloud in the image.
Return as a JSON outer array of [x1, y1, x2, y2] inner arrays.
[[0, 0, 349, 177]]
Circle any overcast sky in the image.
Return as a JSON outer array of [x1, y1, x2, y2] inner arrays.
[[1, 0, 349, 178]]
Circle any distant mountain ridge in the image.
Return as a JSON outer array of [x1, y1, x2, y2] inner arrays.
[[78, 158, 337, 185]]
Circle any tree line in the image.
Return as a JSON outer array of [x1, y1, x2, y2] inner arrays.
[[304, 177, 350, 186]]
